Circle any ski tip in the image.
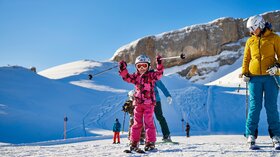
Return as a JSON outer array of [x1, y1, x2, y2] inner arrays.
[[123, 150, 132, 153]]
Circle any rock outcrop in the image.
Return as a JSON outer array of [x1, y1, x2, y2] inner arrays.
[[111, 10, 280, 80]]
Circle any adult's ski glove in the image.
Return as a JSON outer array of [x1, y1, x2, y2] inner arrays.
[[156, 55, 162, 65], [167, 96, 172, 105], [243, 74, 250, 83], [266, 64, 279, 76], [119, 60, 127, 71]]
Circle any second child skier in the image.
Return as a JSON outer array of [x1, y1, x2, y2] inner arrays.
[[122, 90, 145, 145]]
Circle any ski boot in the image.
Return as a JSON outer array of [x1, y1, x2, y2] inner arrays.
[[162, 135, 172, 142], [144, 142, 156, 151], [272, 136, 280, 150], [124, 141, 145, 153], [247, 135, 259, 150]]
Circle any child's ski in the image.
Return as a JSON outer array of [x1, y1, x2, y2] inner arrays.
[[123, 148, 145, 154]]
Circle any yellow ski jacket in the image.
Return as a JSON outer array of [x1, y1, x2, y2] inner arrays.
[[242, 29, 280, 76]]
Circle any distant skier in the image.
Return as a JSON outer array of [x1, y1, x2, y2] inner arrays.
[[119, 54, 163, 152], [185, 123, 190, 138], [88, 74, 93, 80], [242, 15, 280, 150], [112, 118, 121, 144], [153, 79, 173, 142], [122, 90, 145, 145]]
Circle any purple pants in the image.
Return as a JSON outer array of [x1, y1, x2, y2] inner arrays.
[[130, 103, 156, 143]]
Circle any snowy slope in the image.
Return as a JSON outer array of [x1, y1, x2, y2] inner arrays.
[[0, 66, 116, 143], [2, 55, 278, 145], [1, 135, 279, 157], [39, 60, 271, 137]]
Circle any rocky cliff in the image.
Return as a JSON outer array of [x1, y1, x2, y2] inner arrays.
[[111, 10, 280, 80]]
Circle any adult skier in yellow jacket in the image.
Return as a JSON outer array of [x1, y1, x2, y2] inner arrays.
[[242, 15, 280, 150]]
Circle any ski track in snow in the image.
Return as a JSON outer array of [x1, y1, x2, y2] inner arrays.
[[1, 135, 280, 157], [85, 94, 126, 128]]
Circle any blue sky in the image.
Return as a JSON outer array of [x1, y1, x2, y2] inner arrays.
[[0, 0, 279, 71]]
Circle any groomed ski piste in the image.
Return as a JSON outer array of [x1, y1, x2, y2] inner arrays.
[[1, 135, 280, 156]]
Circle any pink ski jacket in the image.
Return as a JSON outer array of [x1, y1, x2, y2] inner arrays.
[[119, 63, 164, 105]]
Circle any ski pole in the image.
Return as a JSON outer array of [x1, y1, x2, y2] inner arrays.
[[122, 112, 126, 134], [181, 118, 185, 132], [245, 82, 248, 120], [272, 75, 280, 89], [91, 65, 118, 78], [160, 53, 186, 60], [154, 116, 158, 134]]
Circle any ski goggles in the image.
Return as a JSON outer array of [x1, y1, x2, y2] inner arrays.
[[136, 63, 148, 69]]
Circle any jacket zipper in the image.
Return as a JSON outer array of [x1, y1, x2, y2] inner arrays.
[[259, 36, 262, 75]]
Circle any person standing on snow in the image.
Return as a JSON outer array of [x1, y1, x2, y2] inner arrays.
[[185, 123, 190, 138], [153, 79, 173, 142], [119, 54, 163, 152], [242, 15, 280, 149], [112, 118, 121, 144], [122, 90, 145, 145]]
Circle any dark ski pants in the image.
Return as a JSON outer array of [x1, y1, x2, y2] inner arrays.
[[246, 76, 280, 137], [154, 101, 170, 137]]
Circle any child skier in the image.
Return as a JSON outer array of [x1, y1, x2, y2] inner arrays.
[[119, 54, 163, 152], [122, 90, 145, 145], [112, 118, 121, 144]]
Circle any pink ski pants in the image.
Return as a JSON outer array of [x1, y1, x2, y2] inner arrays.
[[130, 103, 156, 143]]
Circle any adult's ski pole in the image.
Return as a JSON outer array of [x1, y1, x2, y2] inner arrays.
[[245, 82, 248, 120], [122, 112, 127, 134], [160, 53, 186, 60], [272, 75, 280, 89], [181, 118, 185, 132], [154, 116, 158, 134]]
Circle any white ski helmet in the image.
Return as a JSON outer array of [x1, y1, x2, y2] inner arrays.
[[128, 90, 135, 101], [135, 54, 151, 65], [246, 15, 265, 32]]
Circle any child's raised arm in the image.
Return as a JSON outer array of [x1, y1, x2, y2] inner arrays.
[[150, 55, 164, 80], [118, 60, 137, 84]]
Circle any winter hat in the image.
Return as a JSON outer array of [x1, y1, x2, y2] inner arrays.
[[115, 118, 119, 122]]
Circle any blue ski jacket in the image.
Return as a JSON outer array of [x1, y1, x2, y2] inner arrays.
[[154, 80, 171, 102], [113, 122, 121, 132]]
